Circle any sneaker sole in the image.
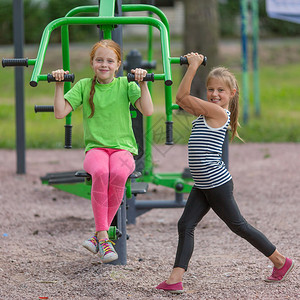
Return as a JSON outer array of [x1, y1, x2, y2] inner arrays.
[[157, 288, 184, 294], [82, 241, 98, 254], [169, 290, 184, 294], [264, 260, 295, 283], [99, 253, 118, 264]]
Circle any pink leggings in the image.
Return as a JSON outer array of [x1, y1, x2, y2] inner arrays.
[[83, 148, 135, 231]]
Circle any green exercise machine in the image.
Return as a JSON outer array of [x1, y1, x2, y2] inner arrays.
[[2, 0, 207, 265]]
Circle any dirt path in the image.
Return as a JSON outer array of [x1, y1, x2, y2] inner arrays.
[[0, 143, 299, 299]]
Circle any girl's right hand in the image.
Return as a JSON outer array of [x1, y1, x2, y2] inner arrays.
[[185, 52, 205, 68], [52, 69, 69, 82]]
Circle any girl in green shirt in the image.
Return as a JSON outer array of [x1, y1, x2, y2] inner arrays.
[[52, 39, 153, 263]]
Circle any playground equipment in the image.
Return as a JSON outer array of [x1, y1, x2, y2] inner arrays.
[[2, 0, 207, 264], [10, 0, 25, 174]]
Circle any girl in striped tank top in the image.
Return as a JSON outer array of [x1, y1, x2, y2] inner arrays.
[[156, 53, 294, 294]]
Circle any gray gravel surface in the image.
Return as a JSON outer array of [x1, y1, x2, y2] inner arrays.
[[0, 143, 299, 299]]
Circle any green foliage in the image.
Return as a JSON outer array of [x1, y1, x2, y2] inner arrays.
[[0, 0, 96, 44], [46, 0, 98, 43], [0, 0, 13, 44], [236, 64, 300, 143], [218, 0, 300, 38], [0, 0, 50, 44], [2, 0, 300, 44], [23, 1, 49, 44], [218, 0, 241, 37]]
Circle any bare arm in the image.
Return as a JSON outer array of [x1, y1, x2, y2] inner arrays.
[[176, 53, 224, 119], [135, 81, 153, 116], [52, 69, 73, 119], [131, 68, 153, 116]]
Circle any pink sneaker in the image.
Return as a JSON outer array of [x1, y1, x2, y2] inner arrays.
[[156, 281, 184, 294], [82, 233, 99, 254], [265, 257, 295, 283], [98, 239, 118, 263]]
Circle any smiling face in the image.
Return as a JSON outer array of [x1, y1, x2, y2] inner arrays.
[[91, 46, 121, 84], [206, 77, 236, 110]]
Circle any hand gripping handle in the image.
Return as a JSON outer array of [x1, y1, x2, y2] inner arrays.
[[127, 73, 155, 82], [180, 55, 207, 66], [47, 73, 75, 83]]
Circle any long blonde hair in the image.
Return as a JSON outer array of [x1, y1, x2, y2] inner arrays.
[[88, 39, 122, 118], [206, 67, 243, 142]]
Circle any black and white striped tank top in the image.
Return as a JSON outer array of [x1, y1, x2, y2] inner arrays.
[[188, 109, 232, 189]]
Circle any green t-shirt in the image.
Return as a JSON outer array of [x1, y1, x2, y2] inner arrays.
[[64, 77, 141, 155]]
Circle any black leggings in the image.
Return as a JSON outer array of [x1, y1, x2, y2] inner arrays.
[[174, 180, 276, 271]]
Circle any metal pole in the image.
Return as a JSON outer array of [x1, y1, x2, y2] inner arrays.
[[99, 0, 115, 39], [110, 0, 127, 265], [112, 0, 123, 77], [240, 0, 249, 124], [144, 10, 154, 176], [110, 195, 127, 265], [13, 0, 26, 174], [251, 0, 260, 116], [61, 24, 72, 149]]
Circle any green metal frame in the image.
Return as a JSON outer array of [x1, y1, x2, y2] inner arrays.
[[32, 2, 193, 196], [41, 175, 133, 200], [30, 18, 171, 87]]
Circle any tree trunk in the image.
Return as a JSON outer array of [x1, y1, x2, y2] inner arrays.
[[184, 0, 219, 100]]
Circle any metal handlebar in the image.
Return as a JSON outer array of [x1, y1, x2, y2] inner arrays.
[[34, 105, 72, 149], [2, 58, 29, 67], [30, 73, 75, 87], [34, 105, 54, 113], [46, 73, 75, 83], [127, 73, 155, 83], [179, 55, 207, 66]]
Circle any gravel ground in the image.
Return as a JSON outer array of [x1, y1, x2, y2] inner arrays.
[[0, 143, 299, 300]]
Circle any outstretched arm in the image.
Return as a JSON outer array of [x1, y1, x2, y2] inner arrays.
[[52, 69, 73, 119], [131, 68, 153, 116]]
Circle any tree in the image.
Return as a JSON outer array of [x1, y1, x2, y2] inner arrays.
[[183, 0, 219, 100], [0, 0, 95, 45]]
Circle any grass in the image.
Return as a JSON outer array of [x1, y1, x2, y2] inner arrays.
[[1, 41, 300, 149], [238, 64, 300, 143]]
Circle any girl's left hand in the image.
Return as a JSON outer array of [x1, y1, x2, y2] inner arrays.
[[131, 68, 147, 82]]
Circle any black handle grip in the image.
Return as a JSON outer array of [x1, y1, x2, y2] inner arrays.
[[165, 121, 174, 145], [34, 105, 54, 113], [2, 58, 28, 67], [180, 55, 207, 66], [64, 124, 72, 149], [47, 73, 75, 83], [127, 73, 154, 82]]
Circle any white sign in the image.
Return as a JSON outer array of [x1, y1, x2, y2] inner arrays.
[[266, 0, 300, 23]]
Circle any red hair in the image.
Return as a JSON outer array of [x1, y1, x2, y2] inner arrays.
[[88, 40, 122, 118]]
